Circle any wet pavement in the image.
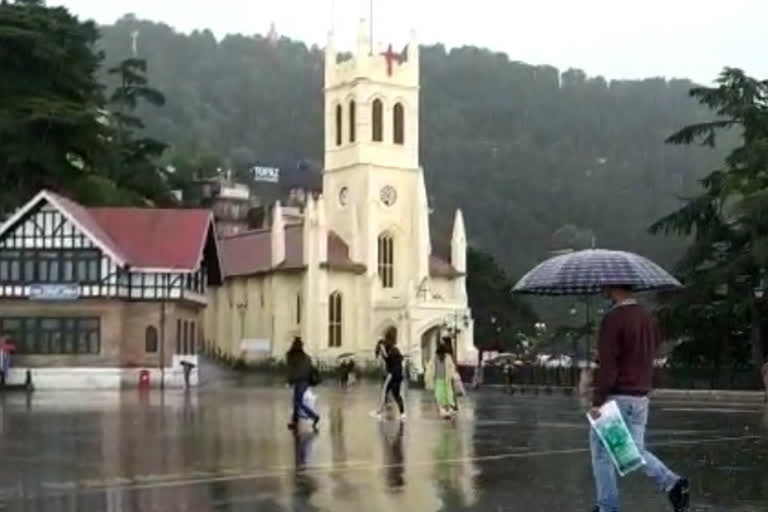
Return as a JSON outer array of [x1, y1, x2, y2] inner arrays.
[[0, 374, 766, 511]]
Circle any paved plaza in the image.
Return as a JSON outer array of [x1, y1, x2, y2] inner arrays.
[[0, 373, 765, 511]]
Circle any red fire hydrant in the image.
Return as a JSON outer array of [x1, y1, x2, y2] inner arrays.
[[138, 369, 150, 390]]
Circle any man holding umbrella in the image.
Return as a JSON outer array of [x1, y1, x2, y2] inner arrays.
[[589, 285, 689, 512], [513, 249, 690, 512]]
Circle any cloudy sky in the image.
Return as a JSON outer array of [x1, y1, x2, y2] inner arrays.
[[53, 0, 767, 83]]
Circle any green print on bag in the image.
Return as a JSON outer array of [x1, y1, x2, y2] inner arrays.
[[588, 400, 646, 476]]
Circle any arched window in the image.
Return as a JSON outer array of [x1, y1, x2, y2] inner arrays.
[[145, 326, 158, 353], [329, 292, 343, 347], [372, 99, 383, 142], [348, 100, 356, 143], [378, 233, 394, 288], [335, 104, 343, 146], [393, 102, 405, 144]]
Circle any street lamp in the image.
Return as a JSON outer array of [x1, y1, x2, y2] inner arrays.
[[442, 310, 470, 357]]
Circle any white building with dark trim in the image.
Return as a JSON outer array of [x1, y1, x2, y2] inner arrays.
[[0, 190, 221, 388]]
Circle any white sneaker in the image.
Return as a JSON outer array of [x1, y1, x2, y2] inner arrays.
[[399, 413, 407, 421], [369, 410, 383, 420]]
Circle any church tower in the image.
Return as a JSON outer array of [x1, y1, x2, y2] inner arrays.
[[323, 20, 428, 301]]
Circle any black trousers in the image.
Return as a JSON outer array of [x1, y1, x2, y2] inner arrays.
[[385, 377, 405, 414]]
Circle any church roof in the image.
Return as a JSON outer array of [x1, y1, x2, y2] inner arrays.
[[430, 254, 463, 278], [217, 224, 461, 279], [217, 225, 365, 278]]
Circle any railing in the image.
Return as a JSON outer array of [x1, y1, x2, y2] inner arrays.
[[481, 364, 764, 391]]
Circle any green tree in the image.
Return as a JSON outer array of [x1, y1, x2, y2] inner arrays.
[[104, 57, 173, 205], [467, 247, 538, 360], [0, 0, 109, 213], [0, 2, 175, 213], [651, 68, 768, 370]]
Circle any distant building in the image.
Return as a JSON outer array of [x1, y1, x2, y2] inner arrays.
[[0, 190, 222, 389], [192, 171, 260, 237]]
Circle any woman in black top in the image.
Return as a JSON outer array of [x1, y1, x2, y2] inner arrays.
[[372, 339, 406, 420]]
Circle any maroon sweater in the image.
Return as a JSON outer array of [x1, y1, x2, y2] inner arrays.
[[592, 302, 661, 407]]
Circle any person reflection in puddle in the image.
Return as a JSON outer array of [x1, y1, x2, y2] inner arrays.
[[292, 430, 318, 504], [380, 421, 405, 488]]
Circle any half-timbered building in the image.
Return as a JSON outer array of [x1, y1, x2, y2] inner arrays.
[[0, 190, 221, 388]]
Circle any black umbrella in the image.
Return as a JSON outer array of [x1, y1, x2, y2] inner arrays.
[[513, 249, 682, 296]]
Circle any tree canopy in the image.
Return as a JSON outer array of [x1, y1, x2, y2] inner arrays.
[[651, 68, 768, 368], [0, 1, 172, 213]]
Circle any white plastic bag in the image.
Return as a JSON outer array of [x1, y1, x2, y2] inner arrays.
[[297, 388, 317, 420], [587, 400, 646, 476]]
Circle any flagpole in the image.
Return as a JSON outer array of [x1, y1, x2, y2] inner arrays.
[[369, 0, 374, 55]]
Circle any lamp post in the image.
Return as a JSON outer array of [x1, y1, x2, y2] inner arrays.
[[442, 310, 470, 359]]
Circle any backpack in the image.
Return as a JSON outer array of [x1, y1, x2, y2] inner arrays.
[[309, 365, 322, 386]]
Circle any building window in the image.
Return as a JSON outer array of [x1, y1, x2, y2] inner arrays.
[[0, 317, 100, 354], [328, 291, 342, 348], [349, 100, 356, 142], [393, 102, 405, 144], [296, 294, 302, 325], [378, 233, 394, 288], [335, 104, 343, 146], [145, 326, 158, 353], [0, 250, 100, 284], [176, 318, 182, 354], [182, 320, 189, 354], [372, 99, 383, 142]]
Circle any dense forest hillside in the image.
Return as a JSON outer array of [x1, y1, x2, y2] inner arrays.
[[97, 15, 721, 278]]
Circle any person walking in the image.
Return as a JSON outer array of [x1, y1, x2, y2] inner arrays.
[[425, 338, 458, 419], [373, 339, 392, 413], [286, 337, 320, 432], [372, 339, 406, 421], [589, 286, 689, 512]]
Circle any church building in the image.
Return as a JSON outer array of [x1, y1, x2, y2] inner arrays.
[[206, 22, 476, 376]]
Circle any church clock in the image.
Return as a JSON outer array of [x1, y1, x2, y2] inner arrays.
[[380, 185, 397, 206]]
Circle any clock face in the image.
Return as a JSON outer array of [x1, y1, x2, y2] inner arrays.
[[380, 185, 397, 206], [338, 186, 349, 206]]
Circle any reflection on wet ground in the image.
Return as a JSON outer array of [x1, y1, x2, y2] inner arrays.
[[0, 374, 765, 511]]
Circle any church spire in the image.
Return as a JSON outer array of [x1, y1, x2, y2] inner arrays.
[[416, 170, 431, 281], [451, 209, 466, 274], [271, 201, 285, 267]]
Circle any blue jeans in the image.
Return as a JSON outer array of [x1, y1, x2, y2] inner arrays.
[[590, 395, 680, 512], [292, 382, 318, 423]]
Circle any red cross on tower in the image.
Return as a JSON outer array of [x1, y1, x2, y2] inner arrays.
[[380, 44, 399, 76]]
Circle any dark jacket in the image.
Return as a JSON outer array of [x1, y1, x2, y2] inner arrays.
[[593, 303, 661, 407], [384, 346, 404, 380], [286, 350, 313, 384]]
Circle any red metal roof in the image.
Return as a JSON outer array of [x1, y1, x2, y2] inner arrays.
[[218, 225, 364, 278], [87, 208, 213, 270], [430, 254, 463, 278], [36, 191, 215, 270]]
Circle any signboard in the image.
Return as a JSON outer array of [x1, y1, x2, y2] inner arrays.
[[250, 165, 280, 183], [241, 338, 271, 353], [28, 283, 79, 301]]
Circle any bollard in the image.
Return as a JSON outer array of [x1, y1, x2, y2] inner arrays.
[[138, 369, 150, 390]]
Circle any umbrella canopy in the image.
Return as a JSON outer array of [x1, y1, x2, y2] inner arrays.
[[336, 352, 356, 360], [513, 249, 682, 296]]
